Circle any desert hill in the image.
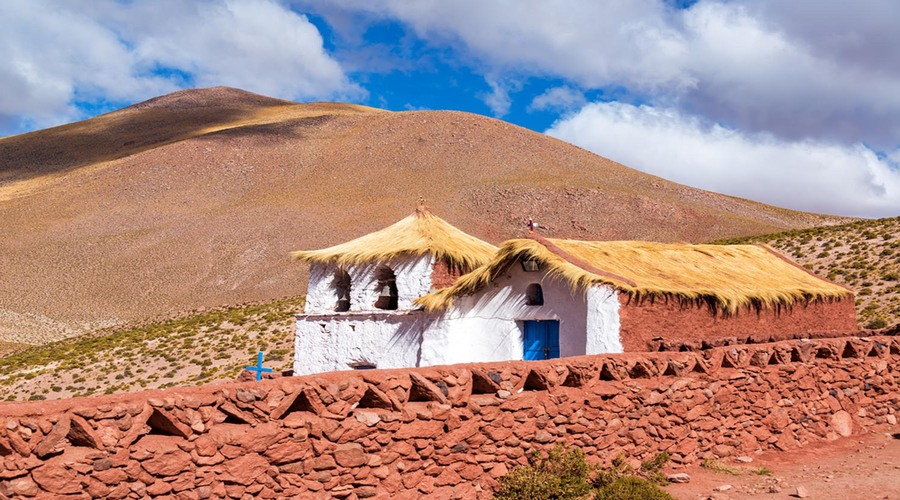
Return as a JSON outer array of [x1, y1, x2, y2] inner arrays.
[[0, 87, 851, 345]]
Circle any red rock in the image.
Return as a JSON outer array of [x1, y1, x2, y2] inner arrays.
[[237, 422, 283, 453], [457, 463, 483, 481], [6, 430, 32, 456], [31, 460, 81, 495], [435, 468, 462, 486], [135, 436, 193, 477], [408, 373, 449, 405], [223, 453, 270, 483], [830, 410, 853, 437], [489, 463, 509, 479], [264, 440, 310, 465], [146, 480, 173, 496], [334, 443, 367, 467], [372, 465, 391, 479], [225, 483, 245, 498], [394, 421, 444, 440], [146, 408, 191, 439], [33, 416, 70, 458], [169, 472, 197, 492], [95, 467, 129, 485], [7, 477, 39, 497], [312, 455, 337, 471]]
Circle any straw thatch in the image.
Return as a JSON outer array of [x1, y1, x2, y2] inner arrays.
[[416, 236, 853, 314], [290, 206, 497, 270]]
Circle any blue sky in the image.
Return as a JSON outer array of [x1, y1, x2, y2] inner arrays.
[[1, 0, 899, 218]]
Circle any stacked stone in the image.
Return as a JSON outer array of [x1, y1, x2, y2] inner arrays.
[[0, 335, 897, 499]]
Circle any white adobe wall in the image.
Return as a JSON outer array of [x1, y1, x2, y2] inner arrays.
[[294, 312, 435, 375], [304, 255, 435, 314], [305, 263, 341, 313], [586, 286, 623, 354], [420, 264, 600, 366]]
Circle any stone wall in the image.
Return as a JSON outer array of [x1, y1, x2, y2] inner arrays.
[[618, 296, 858, 352], [1, 335, 897, 499]]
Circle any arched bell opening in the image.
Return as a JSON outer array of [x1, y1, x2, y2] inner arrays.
[[333, 268, 351, 312], [374, 266, 399, 310]]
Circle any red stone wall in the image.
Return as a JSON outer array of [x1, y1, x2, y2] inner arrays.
[[618, 296, 858, 352], [430, 259, 464, 290], [0, 335, 897, 499]]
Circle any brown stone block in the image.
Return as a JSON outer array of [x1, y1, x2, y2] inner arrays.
[[217, 401, 259, 426], [31, 456, 82, 495], [222, 452, 270, 484], [333, 443, 367, 468], [393, 420, 443, 440], [408, 373, 450, 405], [85, 477, 112, 498], [33, 415, 70, 458]]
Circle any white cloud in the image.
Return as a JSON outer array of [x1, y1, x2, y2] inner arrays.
[[480, 77, 513, 117], [546, 102, 900, 218], [0, 0, 358, 134], [529, 86, 586, 112], [314, 0, 900, 148]]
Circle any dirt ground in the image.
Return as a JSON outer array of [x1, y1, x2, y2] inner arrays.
[[665, 425, 900, 500]]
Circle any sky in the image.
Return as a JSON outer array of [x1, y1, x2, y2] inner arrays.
[[1, 0, 899, 218]]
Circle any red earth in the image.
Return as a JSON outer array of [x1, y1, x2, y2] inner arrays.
[[665, 424, 900, 500]]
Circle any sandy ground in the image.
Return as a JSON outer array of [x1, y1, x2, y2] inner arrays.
[[666, 425, 900, 500]]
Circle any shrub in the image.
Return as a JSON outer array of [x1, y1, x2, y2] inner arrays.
[[701, 458, 740, 475], [592, 452, 633, 488], [866, 319, 887, 330], [495, 444, 592, 500], [593, 477, 674, 500]]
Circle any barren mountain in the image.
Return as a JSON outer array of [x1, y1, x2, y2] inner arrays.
[[0, 87, 851, 344]]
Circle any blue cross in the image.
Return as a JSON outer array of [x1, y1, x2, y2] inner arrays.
[[245, 351, 273, 381]]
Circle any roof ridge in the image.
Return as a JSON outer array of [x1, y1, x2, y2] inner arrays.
[[529, 234, 637, 287]]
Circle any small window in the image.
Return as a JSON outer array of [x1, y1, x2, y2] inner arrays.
[[521, 258, 542, 272], [350, 362, 377, 370], [374, 266, 398, 310], [333, 268, 351, 312], [525, 283, 544, 306]]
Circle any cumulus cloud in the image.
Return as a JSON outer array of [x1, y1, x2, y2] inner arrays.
[[313, 0, 900, 148], [0, 0, 358, 134], [529, 86, 586, 112], [480, 77, 513, 117], [546, 102, 900, 218]]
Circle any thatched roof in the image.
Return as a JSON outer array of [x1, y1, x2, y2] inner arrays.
[[290, 205, 497, 270], [416, 235, 853, 314]]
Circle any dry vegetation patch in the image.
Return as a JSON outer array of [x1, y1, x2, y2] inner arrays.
[[715, 216, 899, 329], [0, 296, 303, 401]]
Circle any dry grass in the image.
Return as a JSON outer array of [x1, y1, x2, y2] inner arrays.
[[291, 205, 497, 271], [715, 217, 899, 329], [418, 237, 851, 314], [0, 297, 303, 402]]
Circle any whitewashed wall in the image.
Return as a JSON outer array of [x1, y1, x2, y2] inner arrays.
[[294, 312, 435, 375], [305, 263, 341, 313], [420, 264, 597, 366], [299, 255, 624, 374], [586, 286, 623, 354], [304, 255, 436, 314]]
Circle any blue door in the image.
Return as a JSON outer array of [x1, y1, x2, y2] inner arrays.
[[523, 320, 560, 360]]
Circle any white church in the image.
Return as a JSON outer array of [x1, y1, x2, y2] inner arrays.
[[291, 204, 853, 375]]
